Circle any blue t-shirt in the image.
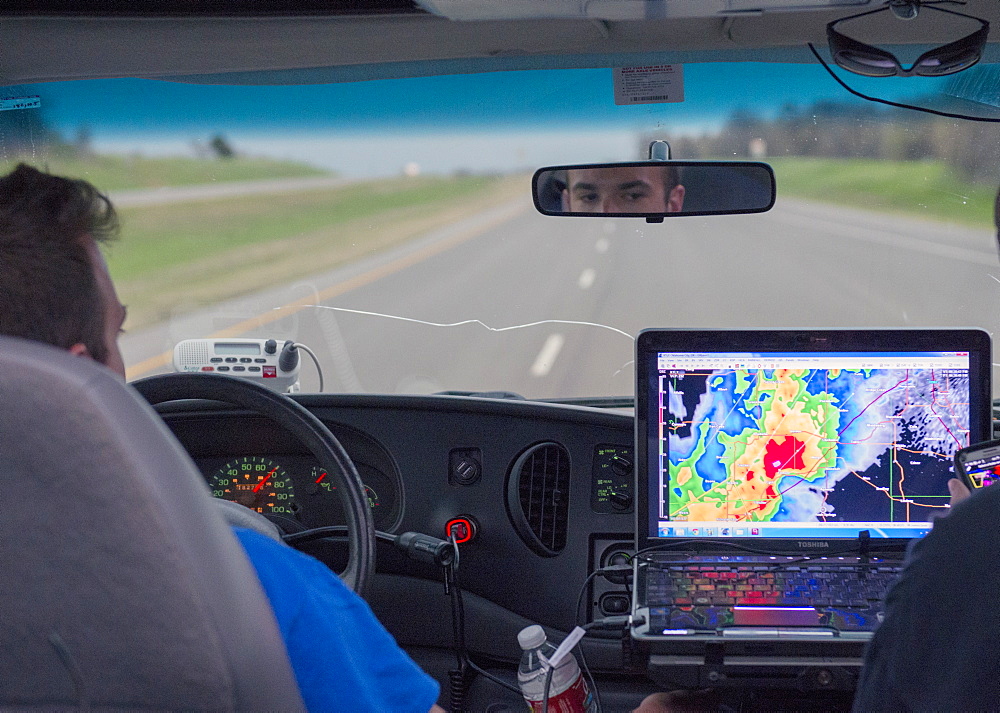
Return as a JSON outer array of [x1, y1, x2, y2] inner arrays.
[[234, 528, 440, 712]]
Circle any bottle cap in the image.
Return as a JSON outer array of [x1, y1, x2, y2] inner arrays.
[[517, 624, 546, 650]]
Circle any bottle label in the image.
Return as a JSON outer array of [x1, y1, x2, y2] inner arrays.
[[524, 674, 591, 712]]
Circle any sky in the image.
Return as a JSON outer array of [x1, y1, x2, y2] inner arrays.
[[1, 62, 960, 178]]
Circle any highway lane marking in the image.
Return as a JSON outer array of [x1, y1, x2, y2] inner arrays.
[[125, 200, 528, 380], [530, 333, 565, 377], [578, 268, 596, 290]]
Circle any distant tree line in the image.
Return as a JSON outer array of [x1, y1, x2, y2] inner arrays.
[[0, 105, 236, 161], [645, 97, 1000, 184]]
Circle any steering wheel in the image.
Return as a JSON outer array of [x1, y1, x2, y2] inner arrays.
[[132, 372, 375, 595]]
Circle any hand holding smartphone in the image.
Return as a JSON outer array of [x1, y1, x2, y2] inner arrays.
[[954, 438, 1000, 490]]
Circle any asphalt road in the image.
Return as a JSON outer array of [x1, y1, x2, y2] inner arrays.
[[122, 195, 1000, 399]]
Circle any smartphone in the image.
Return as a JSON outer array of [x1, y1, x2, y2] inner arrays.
[[954, 438, 1000, 490]]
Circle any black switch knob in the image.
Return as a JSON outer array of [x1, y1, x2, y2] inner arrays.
[[600, 593, 631, 615], [609, 489, 632, 511], [604, 551, 633, 585], [611, 455, 633, 477], [608, 552, 630, 567]]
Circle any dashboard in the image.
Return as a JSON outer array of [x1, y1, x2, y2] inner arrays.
[[155, 392, 641, 693]]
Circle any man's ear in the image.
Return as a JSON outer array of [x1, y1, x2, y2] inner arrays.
[[667, 184, 686, 213], [68, 343, 93, 360]]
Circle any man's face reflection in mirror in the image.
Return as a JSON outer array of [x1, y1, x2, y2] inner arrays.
[[563, 165, 685, 214]]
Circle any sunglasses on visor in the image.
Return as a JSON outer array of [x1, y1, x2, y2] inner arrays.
[[827, 4, 989, 77]]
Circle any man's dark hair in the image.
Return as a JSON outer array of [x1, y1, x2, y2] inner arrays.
[[0, 163, 118, 362]]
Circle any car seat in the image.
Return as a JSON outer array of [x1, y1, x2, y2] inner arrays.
[[0, 336, 305, 711]]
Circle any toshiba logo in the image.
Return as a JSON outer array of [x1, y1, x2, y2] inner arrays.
[[798, 541, 829, 548]]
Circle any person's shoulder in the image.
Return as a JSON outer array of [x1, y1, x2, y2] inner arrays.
[[232, 526, 303, 561], [231, 525, 292, 553], [229, 533, 441, 712], [933, 483, 1000, 537], [231, 527, 354, 597], [906, 483, 1000, 572]]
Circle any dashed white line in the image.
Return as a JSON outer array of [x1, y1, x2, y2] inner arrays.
[[578, 268, 596, 290], [530, 333, 565, 377]]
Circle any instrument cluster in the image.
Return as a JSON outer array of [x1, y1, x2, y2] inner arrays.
[[196, 454, 401, 531]]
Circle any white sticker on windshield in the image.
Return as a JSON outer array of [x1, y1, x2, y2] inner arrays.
[[0, 96, 41, 112], [613, 65, 684, 105]]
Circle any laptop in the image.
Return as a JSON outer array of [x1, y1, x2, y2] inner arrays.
[[631, 329, 992, 644]]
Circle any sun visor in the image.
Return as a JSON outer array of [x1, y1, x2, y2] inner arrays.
[[415, 0, 869, 22]]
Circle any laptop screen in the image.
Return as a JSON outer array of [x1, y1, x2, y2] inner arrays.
[[636, 330, 993, 548]]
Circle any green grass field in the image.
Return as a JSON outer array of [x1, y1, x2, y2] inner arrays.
[[1, 154, 326, 193], [767, 157, 996, 227], [107, 174, 519, 328], [110, 175, 500, 280]]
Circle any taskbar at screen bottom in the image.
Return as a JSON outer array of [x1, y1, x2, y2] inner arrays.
[[659, 521, 933, 539]]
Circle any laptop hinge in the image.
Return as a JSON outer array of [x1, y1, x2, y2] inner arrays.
[[858, 529, 871, 563], [622, 628, 648, 673]]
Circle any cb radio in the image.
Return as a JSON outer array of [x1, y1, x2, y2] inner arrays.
[[173, 338, 300, 393]]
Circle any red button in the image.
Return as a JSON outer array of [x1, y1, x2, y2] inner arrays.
[[263, 366, 277, 378], [446, 516, 477, 544], [201, 366, 214, 372]]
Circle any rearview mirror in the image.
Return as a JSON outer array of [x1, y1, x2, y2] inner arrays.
[[532, 161, 776, 221]]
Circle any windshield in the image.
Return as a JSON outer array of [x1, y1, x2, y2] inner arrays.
[[3, 62, 998, 399]]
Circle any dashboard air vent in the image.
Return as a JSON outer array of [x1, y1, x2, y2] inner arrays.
[[506, 442, 571, 557]]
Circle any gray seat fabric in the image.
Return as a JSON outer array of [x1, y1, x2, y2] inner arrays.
[[0, 336, 306, 712]]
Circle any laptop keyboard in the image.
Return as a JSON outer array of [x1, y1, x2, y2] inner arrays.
[[646, 561, 903, 608]]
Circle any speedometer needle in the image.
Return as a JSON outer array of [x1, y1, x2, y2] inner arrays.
[[253, 467, 278, 493]]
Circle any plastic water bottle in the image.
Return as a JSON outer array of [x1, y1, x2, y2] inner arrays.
[[517, 625, 596, 712]]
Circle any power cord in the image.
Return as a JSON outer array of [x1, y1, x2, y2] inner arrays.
[[290, 527, 637, 710], [283, 526, 455, 567], [575, 563, 633, 627], [807, 41, 1000, 124], [542, 665, 556, 713], [439, 538, 633, 711], [286, 525, 484, 708], [292, 342, 324, 392], [570, 562, 634, 713], [465, 659, 520, 695], [444, 533, 469, 713], [435, 549, 640, 713]]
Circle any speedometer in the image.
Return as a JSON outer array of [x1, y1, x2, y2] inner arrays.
[[209, 456, 296, 516]]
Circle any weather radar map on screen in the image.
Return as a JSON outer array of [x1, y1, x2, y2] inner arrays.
[[660, 351, 971, 539]]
